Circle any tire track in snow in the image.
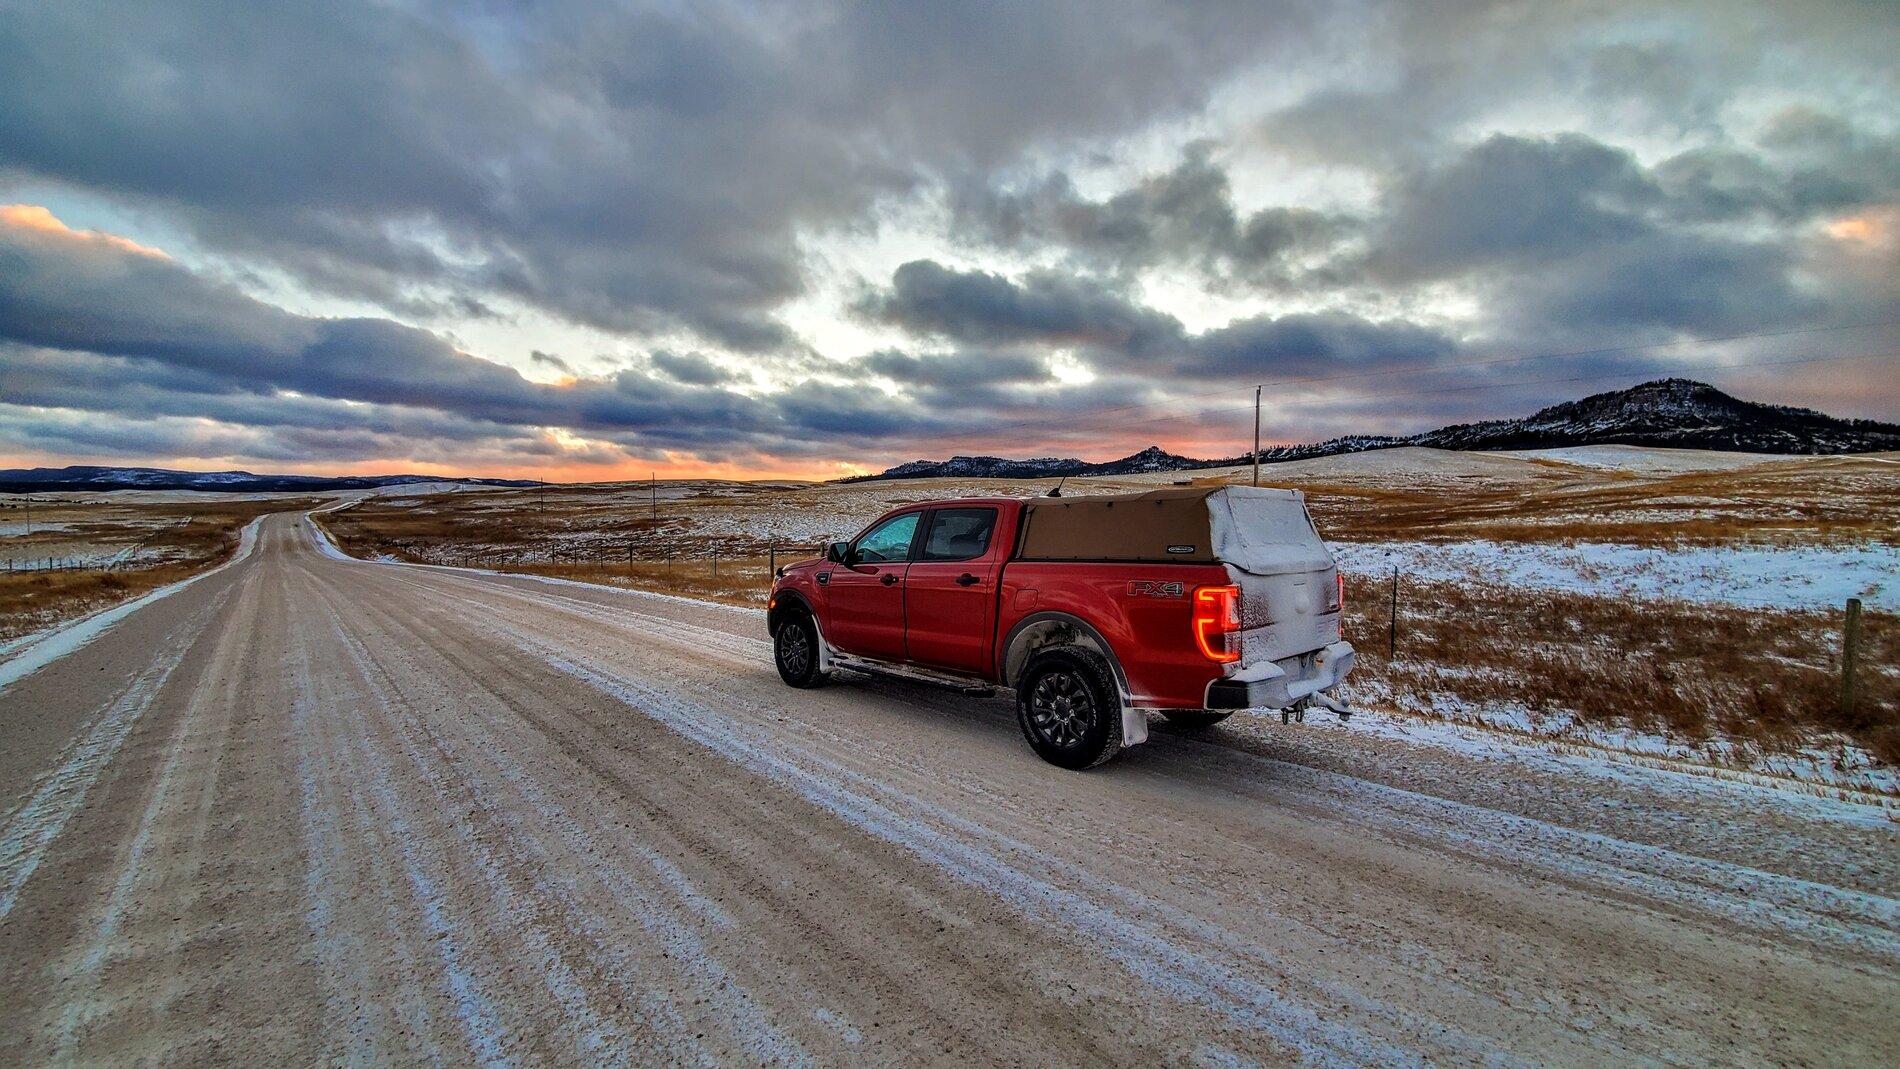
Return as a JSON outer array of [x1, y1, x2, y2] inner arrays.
[[479, 619, 1424, 1069], [377, 568, 1586, 1059], [49, 563, 271, 1056], [286, 572, 446, 1066], [476, 607, 1539, 1066], [315, 640, 656, 1069], [1159, 735, 1900, 964], [306, 567, 806, 1068], [417, 564, 1900, 966], [289, 579, 513, 1068], [0, 588, 230, 922]]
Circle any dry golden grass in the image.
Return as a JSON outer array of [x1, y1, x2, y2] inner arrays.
[[1300, 459, 1900, 544], [1344, 574, 1899, 763], [0, 498, 318, 642], [319, 507, 788, 608]]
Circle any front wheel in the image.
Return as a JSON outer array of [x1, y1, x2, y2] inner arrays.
[[1016, 648, 1124, 769], [773, 613, 829, 688]]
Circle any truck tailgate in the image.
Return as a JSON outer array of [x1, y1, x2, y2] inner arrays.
[[1209, 488, 1343, 664]]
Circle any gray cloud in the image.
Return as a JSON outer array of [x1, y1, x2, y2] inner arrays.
[[0, 217, 894, 458], [860, 350, 1050, 389], [1369, 134, 1658, 281], [649, 350, 737, 387], [950, 143, 1349, 282], [859, 259, 1461, 382], [858, 261, 1184, 360], [1361, 132, 1860, 337], [2, 0, 1895, 470], [1186, 313, 1459, 379], [529, 350, 576, 375], [0, 1, 1302, 351]]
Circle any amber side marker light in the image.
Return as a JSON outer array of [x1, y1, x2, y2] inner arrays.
[[1192, 584, 1242, 663]]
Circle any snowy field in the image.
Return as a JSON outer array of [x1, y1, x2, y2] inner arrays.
[[1332, 540, 1898, 610]]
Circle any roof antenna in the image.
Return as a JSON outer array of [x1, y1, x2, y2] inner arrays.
[[1045, 476, 1066, 498]]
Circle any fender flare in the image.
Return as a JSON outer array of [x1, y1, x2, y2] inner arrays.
[[767, 590, 815, 635], [767, 589, 834, 673], [999, 611, 1131, 700]]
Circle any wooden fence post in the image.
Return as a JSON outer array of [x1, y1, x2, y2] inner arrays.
[[1387, 566, 1399, 664], [1841, 597, 1863, 717]]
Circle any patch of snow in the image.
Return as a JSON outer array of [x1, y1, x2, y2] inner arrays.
[[0, 614, 207, 920], [1497, 445, 1776, 473], [1332, 539, 1897, 610]]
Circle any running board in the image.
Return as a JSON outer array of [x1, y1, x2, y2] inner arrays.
[[834, 652, 1150, 749], [832, 655, 999, 696]]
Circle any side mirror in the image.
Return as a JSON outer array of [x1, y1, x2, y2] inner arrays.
[[825, 540, 850, 564]]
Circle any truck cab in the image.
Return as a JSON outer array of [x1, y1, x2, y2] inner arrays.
[[768, 487, 1354, 768]]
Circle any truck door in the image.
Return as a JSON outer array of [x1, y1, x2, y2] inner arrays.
[[903, 507, 1001, 674], [822, 510, 920, 661]]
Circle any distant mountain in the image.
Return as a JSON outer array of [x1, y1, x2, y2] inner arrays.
[[853, 379, 1900, 481], [1401, 378, 1900, 454], [872, 455, 1090, 481], [845, 445, 1204, 482], [0, 465, 537, 494]]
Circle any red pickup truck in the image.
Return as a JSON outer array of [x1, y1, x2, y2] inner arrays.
[[767, 485, 1356, 768]]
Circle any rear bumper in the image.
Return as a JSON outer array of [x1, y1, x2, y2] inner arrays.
[[1205, 640, 1354, 710]]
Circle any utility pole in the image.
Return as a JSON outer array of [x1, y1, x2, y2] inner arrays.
[[1251, 386, 1262, 487]]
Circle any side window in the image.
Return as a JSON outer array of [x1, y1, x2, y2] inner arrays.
[[852, 512, 921, 563], [918, 508, 997, 562]]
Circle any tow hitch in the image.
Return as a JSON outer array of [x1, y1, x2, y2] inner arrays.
[[1285, 691, 1353, 724]]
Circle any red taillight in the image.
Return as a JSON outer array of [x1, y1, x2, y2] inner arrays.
[[1192, 584, 1241, 663]]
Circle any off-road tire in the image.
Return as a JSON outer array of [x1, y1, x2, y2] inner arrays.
[[1016, 647, 1124, 770], [773, 612, 829, 688], [1162, 710, 1232, 730]]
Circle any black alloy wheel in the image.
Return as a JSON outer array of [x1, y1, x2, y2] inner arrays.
[[1016, 648, 1123, 769], [774, 613, 828, 688]]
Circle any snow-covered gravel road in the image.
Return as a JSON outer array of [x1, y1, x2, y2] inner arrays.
[[0, 512, 1894, 1066]]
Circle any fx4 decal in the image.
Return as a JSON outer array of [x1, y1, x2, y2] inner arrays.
[[1126, 580, 1186, 599]]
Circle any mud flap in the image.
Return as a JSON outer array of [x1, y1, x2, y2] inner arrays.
[[1121, 705, 1149, 747], [807, 615, 837, 674]]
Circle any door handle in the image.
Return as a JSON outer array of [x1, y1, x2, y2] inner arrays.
[[880, 573, 899, 586], [956, 573, 979, 586]]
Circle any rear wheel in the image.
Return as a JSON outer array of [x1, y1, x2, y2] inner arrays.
[[773, 612, 828, 688], [1016, 648, 1124, 769], [1163, 710, 1232, 730]]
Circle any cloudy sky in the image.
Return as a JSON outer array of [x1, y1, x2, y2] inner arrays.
[[1, 1, 1895, 480]]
